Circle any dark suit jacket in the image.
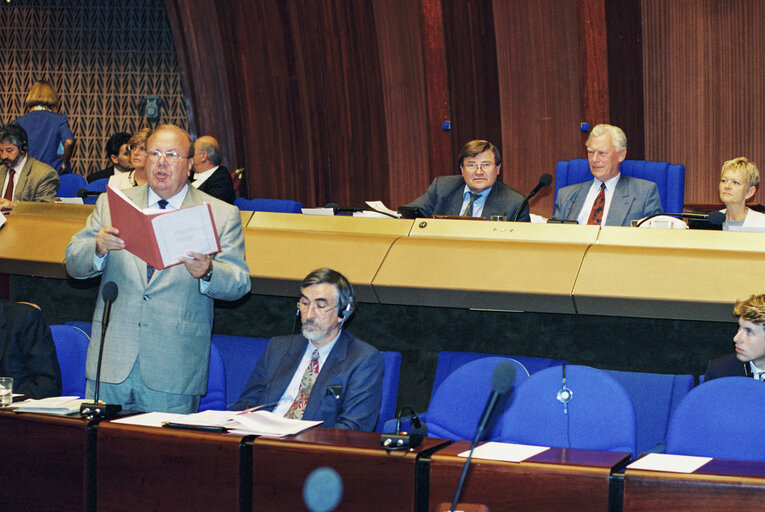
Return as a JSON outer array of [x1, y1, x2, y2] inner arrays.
[[231, 331, 384, 431], [405, 175, 530, 221], [553, 174, 663, 226], [0, 302, 62, 398], [704, 352, 750, 382], [194, 166, 235, 204], [87, 166, 118, 183]]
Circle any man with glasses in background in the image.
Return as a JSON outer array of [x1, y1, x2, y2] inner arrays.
[[66, 124, 250, 413], [231, 268, 384, 431], [403, 139, 530, 221]]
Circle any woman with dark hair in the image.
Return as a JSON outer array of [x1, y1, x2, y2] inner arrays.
[[14, 80, 75, 174]]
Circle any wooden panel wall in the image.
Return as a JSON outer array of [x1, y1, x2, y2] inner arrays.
[[643, 0, 765, 206]]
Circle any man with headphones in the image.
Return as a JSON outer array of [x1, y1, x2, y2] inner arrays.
[[705, 294, 765, 381], [0, 122, 60, 212], [231, 268, 384, 431]]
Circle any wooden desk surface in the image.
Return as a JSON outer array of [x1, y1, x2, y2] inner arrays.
[[623, 458, 765, 511], [0, 409, 95, 512], [97, 421, 253, 512], [250, 427, 449, 512], [429, 441, 630, 512]]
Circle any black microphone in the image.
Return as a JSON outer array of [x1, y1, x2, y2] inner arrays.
[[76, 188, 101, 198], [635, 211, 725, 227], [303, 466, 343, 512], [324, 202, 365, 213], [512, 173, 552, 221], [382, 405, 428, 450], [80, 281, 122, 419], [449, 361, 516, 512]]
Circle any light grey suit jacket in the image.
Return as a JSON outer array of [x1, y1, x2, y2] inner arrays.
[[65, 185, 251, 395], [0, 156, 59, 202], [553, 174, 663, 226]]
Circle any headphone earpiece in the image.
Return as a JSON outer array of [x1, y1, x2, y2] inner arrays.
[[556, 363, 573, 408], [340, 303, 352, 321]]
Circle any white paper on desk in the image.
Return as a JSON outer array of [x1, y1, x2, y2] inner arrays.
[[365, 201, 401, 218], [352, 211, 391, 218], [151, 204, 220, 267], [458, 441, 549, 463], [56, 197, 84, 204], [111, 411, 187, 427], [229, 410, 322, 437], [301, 207, 335, 216], [627, 453, 712, 473]]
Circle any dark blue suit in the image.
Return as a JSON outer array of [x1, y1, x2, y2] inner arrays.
[[231, 331, 384, 431], [704, 353, 749, 382]]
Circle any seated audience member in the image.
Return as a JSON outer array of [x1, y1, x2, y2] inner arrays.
[[553, 124, 662, 226], [190, 135, 235, 204], [87, 132, 132, 183], [718, 157, 765, 230], [14, 80, 75, 174], [404, 140, 530, 221], [108, 128, 150, 190], [0, 122, 60, 211], [705, 294, 765, 381], [231, 268, 384, 431], [0, 301, 62, 398]]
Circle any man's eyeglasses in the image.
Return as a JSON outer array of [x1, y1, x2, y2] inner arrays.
[[463, 162, 495, 171], [147, 150, 190, 164], [297, 299, 338, 315]]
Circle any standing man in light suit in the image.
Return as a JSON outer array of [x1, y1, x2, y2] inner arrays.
[[553, 124, 662, 226], [65, 124, 250, 413]]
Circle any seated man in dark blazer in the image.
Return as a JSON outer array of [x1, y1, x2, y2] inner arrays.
[[0, 301, 62, 398], [553, 124, 662, 226], [86, 132, 132, 183], [231, 268, 384, 431], [705, 294, 765, 381], [404, 139, 530, 221], [190, 135, 235, 204]]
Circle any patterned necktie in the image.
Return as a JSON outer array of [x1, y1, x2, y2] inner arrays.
[[464, 192, 481, 217], [146, 199, 169, 281], [284, 349, 320, 420], [587, 183, 606, 225], [2, 168, 16, 208]]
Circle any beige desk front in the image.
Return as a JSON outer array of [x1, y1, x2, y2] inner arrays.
[[244, 212, 414, 302], [574, 227, 765, 321], [373, 220, 600, 313], [0, 214, 85, 277]]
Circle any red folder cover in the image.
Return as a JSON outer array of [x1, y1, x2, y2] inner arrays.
[[107, 186, 221, 269]]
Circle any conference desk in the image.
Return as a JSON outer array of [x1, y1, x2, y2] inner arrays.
[[250, 427, 450, 512], [0, 408, 96, 512], [428, 442, 630, 512], [623, 458, 765, 511]]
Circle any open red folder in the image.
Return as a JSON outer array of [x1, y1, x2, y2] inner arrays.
[[107, 186, 221, 270]]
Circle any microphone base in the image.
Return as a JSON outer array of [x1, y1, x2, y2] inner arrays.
[[80, 402, 122, 419], [380, 432, 423, 450]]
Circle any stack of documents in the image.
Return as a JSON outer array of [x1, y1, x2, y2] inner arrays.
[[11, 396, 89, 415]]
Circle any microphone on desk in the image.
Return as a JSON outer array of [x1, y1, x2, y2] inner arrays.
[[76, 188, 101, 198], [381, 405, 428, 450], [448, 361, 516, 512], [80, 281, 122, 419], [512, 173, 553, 221], [634, 211, 726, 227], [303, 466, 343, 512], [325, 202, 398, 218]]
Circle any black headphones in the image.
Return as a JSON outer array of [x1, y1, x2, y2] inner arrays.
[[0, 122, 29, 153], [556, 363, 573, 410]]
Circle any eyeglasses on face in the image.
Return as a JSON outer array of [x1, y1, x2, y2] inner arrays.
[[147, 150, 190, 164], [463, 162, 495, 171], [297, 299, 338, 315]]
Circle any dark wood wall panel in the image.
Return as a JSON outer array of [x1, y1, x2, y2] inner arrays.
[[494, 0, 582, 216], [643, 0, 765, 206]]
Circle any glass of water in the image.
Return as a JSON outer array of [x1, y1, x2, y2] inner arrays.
[[0, 377, 13, 407]]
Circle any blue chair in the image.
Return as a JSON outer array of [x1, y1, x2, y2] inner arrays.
[[666, 377, 765, 462], [424, 357, 530, 441], [499, 365, 637, 456], [50, 325, 90, 398], [64, 320, 93, 337], [57, 173, 88, 198], [603, 369, 694, 455], [211, 334, 271, 407], [377, 351, 401, 432], [554, 159, 685, 213], [198, 343, 226, 411], [81, 177, 109, 204], [234, 197, 302, 213]]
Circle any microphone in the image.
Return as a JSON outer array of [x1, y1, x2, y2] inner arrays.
[[303, 466, 343, 512], [80, 281, 122, 419], [76, 188, 101, 198], [512, 173, 552, 221], [635, 211, 725, 227], [324, 202, 364, 214], [381, 405, 428, 450], [449, 361, 516, 512]]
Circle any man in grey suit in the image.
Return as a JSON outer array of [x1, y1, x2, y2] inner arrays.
[[553, 124, 662, 226], [0, 122, 59, 211], [232, 268, 384, 431], [404, 139, 530, 222], [65, 124, 250, 413]]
